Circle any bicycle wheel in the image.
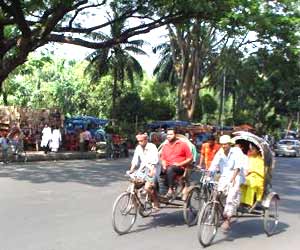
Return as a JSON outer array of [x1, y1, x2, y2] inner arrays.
[[18, 151, 27, 162], [106, 146, 113, 159], [197, 202, 219, 247], [264, 196, 279, 236], [112, 192, 137, 235], [183, 187, 202, 226]]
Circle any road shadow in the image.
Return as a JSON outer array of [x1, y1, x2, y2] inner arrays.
[[0, 158, 130, 187], [212, 218, 289, 245], [130, 210, 187, 234]]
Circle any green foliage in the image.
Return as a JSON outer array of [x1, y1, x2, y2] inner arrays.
[[1, 0, 300, 135], [142, 97, 175, 121], [115, 92, 145, 124], [84, 8, 146, 118], [139, 77, 176, 120]]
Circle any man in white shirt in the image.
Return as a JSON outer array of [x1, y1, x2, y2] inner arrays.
[[209, 134, 245, 231], [128, 132, 160, 211]]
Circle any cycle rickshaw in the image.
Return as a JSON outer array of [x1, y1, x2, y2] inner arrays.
[[197, 131, 279, 247], [111, 134, 202, 235]]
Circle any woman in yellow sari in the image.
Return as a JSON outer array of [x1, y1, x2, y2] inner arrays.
[[240, 143, 265, 207]]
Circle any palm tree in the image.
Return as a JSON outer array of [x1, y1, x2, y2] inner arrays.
[[85, 10, 146, 119], [153, 40, 182, 119]]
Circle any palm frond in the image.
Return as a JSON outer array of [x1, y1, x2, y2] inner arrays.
[[126, 55, 144, 80], [152, 43, 170, 54], [124, 46, 148, 56], [127, 39, 149, 47], [84, 31, 110, 41], [153, 53, 172, 75]]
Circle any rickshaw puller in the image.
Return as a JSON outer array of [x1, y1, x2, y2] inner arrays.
[[209, 135, 246, 231], [128, 132, 160, 211]]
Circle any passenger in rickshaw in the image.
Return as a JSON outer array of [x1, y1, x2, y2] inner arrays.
[[160, 128, 193, 199], [240, 143, 265, 208], [209, 135, 246, 231], [197, 135, 220, 170], [127, 132, 161, 212]]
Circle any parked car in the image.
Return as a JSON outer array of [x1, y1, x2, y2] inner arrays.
[[274, 139, 300, 157]]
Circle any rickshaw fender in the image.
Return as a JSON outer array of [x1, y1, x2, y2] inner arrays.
[[185, 185, 199, 193], [262, 192, 280, 208], [182, 185, 200, 201]]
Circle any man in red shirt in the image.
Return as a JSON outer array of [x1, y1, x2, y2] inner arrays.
[[160, 128, 193, 198], [197, 135, 220, 170]]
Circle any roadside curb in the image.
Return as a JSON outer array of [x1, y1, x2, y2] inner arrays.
[[13, 151, 106, 162]]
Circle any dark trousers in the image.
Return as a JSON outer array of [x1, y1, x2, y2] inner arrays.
[[84, 140, 89, 151], [43, 142, 50, 154], [2, 149, 8, 163], [165, 165, 184, 189]]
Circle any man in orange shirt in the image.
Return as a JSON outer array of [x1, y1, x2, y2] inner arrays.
[[197, 135, 220, 170]]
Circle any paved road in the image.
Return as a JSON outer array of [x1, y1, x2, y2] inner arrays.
[[0, 157, 299, 250]]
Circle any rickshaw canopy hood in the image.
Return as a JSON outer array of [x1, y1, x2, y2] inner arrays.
[[232, 131, 274, 170]]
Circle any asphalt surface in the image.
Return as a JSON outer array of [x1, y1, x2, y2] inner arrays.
[[0, 156, 299, 250]]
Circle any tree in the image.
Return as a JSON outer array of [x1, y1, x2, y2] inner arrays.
[[201, 93, 218, 123], [153, 0, 300, 120], [0, 0, 206, 88], [84, 8, 145, 119]]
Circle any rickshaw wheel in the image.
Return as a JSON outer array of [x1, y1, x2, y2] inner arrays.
[[197, 202, 219, 247], [112, 192, 137, 235], [183, 187, 203, 226], [263, 195, 279, 236]]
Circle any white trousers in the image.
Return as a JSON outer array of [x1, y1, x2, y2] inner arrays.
[[218, 175, 241, 218]]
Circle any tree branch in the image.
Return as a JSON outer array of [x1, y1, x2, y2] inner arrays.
[[68, 1, 106, 28], [2, 0, 31, 37], [55, 6, 141, 34], [48, 13, 186, 49]]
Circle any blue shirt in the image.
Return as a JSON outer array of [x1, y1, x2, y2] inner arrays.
[[0, 137, 9, 150]]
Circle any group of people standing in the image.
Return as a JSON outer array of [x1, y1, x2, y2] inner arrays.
[[40, 124, 62, 153], [128, 128, 265, 232]]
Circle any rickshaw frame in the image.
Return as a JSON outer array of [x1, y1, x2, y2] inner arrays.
[[197, 131, 280, 247]]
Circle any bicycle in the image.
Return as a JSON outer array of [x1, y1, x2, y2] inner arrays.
[[183, 169, 216, 226], [197, 180, 279, 247], [112, 169, 197, 235], [7, 139, 28, 163], [105, 142, 120, 160], [112, 174, 153, 235], [197, 181, 226, 247]]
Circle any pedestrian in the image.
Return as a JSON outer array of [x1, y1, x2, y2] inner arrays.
[[83, 128, 92, 151], [79, 129, 85, 152], [0, 132, 9, 164], [7, 123, 22, 155], [50, 126, 62, 152], [40, 124, 52, 154]]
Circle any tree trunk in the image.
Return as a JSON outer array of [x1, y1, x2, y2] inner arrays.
[[176, 21, 201, 121], [2, 90, 8, 106]]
